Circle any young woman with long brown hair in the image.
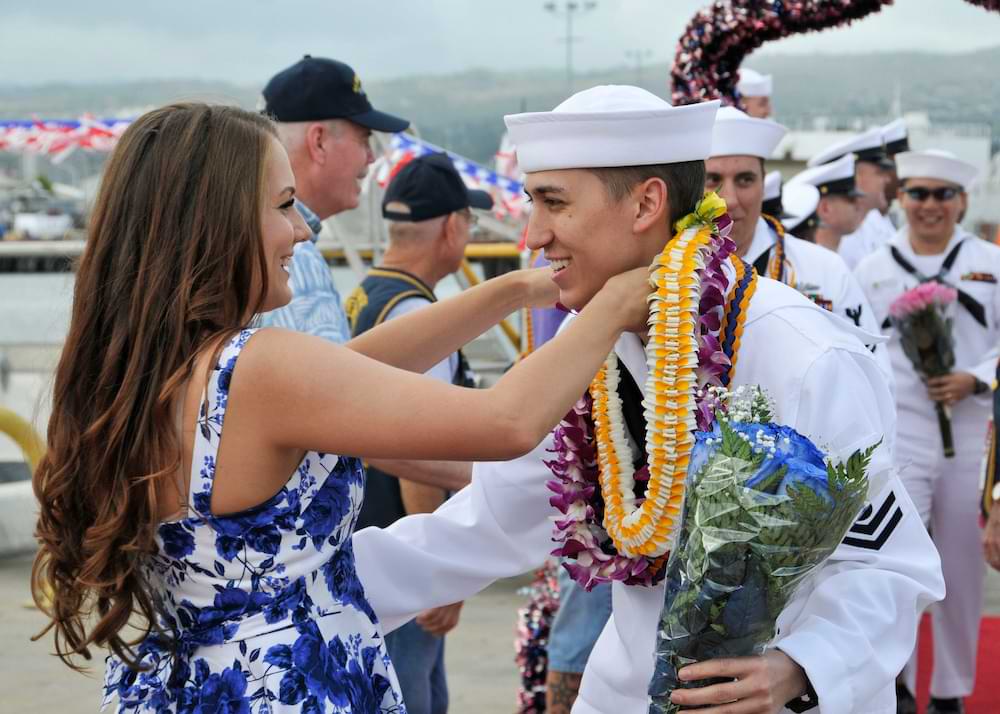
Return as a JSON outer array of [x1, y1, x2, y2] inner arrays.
[[31, 103, 650, 713]]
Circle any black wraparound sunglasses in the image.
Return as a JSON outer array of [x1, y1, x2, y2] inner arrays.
[[903, 186, 961, 202]]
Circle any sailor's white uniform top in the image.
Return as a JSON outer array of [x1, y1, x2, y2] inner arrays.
[[353, 272, 944, 713], [855, 228, 1000, 429], [747, 216, 894, 386], [839, 209, 897, 270], [748, 217, 875, 326]]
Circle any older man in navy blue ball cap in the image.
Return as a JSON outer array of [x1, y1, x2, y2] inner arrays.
[[259, 55, 409, 344]]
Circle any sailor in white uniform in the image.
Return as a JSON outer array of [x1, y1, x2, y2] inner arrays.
[[855, 150, 1000, 714], [762, 170, 788, 221], [882, 118, 911, 231], [781, 182, 821, 243], [737, 68, 773, 119], [809, 128, 897, 269], [707, 108, 886, 359], [352, 86, 944, 714], [787, 154, 866, 255]]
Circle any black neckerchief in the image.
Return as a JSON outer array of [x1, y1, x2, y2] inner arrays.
[[881, 239, 987, 328], [616, 363, 648, 471]]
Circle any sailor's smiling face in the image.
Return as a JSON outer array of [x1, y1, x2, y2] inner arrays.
[[524, 169, 649, 311], [900, 177, 967, 245]]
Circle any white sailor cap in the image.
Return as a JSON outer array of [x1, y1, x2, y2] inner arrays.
[[709, 106, 787, 160], [896, 149, 978, 190], [737, 68, 772, 98], [761, 170, 792, 219], [782, 183, 821, 233], [763, 170, 783, 202], [807, 126, 892, 169], [504, 86, 720, 173], [881, 118, 909, 156], [789, 154, 863, 198]]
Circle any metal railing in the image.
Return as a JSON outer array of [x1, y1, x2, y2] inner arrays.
[[0, 407, 43, 472]]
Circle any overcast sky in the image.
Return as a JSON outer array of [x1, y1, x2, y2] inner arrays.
[[4, 0, 1000, 86]]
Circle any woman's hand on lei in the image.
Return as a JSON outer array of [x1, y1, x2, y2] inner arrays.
[[515, 267, 562, 310], [599, 266, 655, 334]]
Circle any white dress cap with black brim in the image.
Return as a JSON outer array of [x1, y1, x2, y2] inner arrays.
[[503, 85, 720, 173], [807, 126, 892, 170], [782, 183, 822, 232], [709, 106, 787, 160], [788, 154, 864, 198], [737, 68, 773, 98], [896, 150, 978, 190], [881, 118, 909, 156]]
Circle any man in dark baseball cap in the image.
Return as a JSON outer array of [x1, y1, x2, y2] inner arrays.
[[382, 153, 493, 221], [259, 55, 411, 345], [263, 54, 408, 132]]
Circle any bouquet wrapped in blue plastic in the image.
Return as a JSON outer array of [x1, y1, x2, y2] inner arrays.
[[647, 386, 877, 713]]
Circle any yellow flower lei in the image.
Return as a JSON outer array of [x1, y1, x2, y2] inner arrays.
[[591, 192, 737, 559]]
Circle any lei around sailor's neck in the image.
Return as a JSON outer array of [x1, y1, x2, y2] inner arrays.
[[547, 192, 759, 590]]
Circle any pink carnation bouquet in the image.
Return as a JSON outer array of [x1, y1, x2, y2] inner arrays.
[[889, 281, 959, 457], [888, 281, 959, 321]]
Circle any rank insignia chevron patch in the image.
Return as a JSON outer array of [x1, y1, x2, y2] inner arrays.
[[842, 490, 904, 550]]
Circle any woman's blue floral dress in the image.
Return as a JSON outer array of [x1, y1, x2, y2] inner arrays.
[[103, 329, 405, 713]]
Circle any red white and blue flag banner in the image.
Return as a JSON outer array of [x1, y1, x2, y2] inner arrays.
[[0, 116, 132, 162], [0, 117, 529, 219], [377, 133, 527, 220]]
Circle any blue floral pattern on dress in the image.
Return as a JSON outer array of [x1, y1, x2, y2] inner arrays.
[[103, 329, 404, 713]]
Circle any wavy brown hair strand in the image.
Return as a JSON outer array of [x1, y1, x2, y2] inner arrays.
[[32, 103, 276, 670]]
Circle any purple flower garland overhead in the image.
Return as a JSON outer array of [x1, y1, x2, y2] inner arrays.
[[965, 0, 1000, 11], [671, 0, 1000, 107]]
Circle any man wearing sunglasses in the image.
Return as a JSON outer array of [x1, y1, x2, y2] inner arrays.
[[855, 150, 1000, 714]]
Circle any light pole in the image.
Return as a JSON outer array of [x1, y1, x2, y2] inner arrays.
[[543, 2, 598, 93], [625, 49, 653, 87]]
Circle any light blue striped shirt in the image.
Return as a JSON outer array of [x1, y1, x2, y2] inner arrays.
[[258, 201, 351, 344]]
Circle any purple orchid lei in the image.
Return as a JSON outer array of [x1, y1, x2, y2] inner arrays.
[[545, 214, 737, 591]]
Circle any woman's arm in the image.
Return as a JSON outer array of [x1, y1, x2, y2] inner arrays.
[[237, 267, 649, 462], [345, 269, 556, 374], [365, 458, 472, 492]]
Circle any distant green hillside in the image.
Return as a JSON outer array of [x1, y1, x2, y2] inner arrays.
[[2, 46, 998, 166]]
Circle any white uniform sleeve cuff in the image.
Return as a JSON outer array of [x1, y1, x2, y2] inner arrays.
[[776, 632, 853, 714]]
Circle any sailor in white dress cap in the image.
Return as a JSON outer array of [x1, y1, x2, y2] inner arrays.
[[882, 118, 911, 229], [706, 107, 885, 360], [782, 183, 821, 242], [352, 85, 944, 714], [855, 149, 999, 714], [762, 170, 788, 220], [737, 67, 774, 119], [809, 128, 897, 269], [787, 154, 866, 255]]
